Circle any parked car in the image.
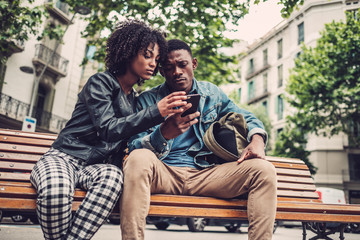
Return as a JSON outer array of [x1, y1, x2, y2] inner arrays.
[[0, 210, 39, 224], [146, 216, 278, 233]]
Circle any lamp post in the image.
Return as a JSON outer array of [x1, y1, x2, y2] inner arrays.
[[25, 5, 91, 131]]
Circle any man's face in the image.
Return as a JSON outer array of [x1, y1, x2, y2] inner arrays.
[[160, 49, 197, 93]]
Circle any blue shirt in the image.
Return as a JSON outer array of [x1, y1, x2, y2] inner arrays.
[[162, 127, 198, 168]]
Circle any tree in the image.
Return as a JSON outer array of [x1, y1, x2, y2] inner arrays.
[[0, 0, 44, 62], [67, 0, 304, 87], [287, 10, 360, 148], [1, 0, 304, 87], [271, 125, 317, 175]]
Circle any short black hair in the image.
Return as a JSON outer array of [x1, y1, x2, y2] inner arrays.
[[105, 19, 167, 79], [167, 39, 192, 57]]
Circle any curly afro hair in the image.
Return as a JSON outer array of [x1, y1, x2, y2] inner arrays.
[[105, 19, 167, 80]]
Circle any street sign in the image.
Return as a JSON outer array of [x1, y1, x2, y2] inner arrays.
[[22, 116, 37, 132]]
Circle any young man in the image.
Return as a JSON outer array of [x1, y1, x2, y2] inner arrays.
[[120, 39, 277, 240]]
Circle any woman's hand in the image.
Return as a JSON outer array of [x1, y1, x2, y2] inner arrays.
[[157, 91, 188, 117]]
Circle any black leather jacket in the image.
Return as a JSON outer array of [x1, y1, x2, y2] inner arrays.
[[52, 71, 164, 167]]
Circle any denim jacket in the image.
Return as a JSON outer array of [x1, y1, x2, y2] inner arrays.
[[128, 79, 267, 168]]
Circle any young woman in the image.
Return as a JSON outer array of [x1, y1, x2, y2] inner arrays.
[[30, 20, 188, 240]]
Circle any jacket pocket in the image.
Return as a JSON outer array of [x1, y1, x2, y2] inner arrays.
[[201, 108, 218, 130]]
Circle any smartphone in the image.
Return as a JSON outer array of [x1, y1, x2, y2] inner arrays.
[[181, 94, 201, 117]]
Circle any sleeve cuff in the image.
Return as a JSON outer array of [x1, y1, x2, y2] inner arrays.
[[149, 126, 168, 153]]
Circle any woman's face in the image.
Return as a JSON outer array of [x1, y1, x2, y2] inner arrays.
[[129, 43, 160, 80]]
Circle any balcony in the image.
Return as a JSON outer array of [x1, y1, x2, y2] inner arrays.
[[247, 91, 270, 105], [32, 44, 69, 80], [246, 64, 271, 81], [3, 39, 25, 58], [0, 92, 67, 133], [45, 0, 72, 24]]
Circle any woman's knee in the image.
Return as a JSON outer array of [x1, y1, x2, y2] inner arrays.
[[95, 165, 124, 193]]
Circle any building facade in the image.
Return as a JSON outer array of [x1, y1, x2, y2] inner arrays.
[[0, 0, 88, 133], [229, 0, 360, 203]]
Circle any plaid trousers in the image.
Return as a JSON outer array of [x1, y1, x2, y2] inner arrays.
[[30, 148, 123, 240]]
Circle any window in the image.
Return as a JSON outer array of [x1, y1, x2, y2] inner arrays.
[[248, 81, 255, 101], [298, 22, 304, 45], [277, 39, 283, 59], [86, 45, 97, 62], [276, 95, 284, 120], [98, 62, 104, 71], [276, 128, 283, 138], [263, 49, 268, 66], [349, 154, 360, 181], [262, 100, 268, 114], [263, 73, 268, 93], [237, 88, 242, 102], [348, 9, 359, 20], [0, 62, 6, 93], [249, 58, 254, 74], [277, 65, 283, 87]]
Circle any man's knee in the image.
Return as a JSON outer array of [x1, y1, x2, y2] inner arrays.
[[249, 159, 277, 186], [123, 149, 158, 179], [124, 149, 157, 170]]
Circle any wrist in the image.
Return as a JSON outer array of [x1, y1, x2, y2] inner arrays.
[[251, 134, 265, 145]]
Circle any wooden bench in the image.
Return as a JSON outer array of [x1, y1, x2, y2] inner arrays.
[[1, 128, 360, 239]]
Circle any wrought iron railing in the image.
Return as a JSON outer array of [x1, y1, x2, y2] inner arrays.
[[34, 44, 69, 74], [0, 92, 68, 133]]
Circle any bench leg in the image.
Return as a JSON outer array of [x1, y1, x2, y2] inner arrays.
[[302, 222, 308, 240], [339, 223, 346, 240]]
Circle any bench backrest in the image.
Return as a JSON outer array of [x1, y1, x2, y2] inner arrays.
[[0, 128, 320, 203]]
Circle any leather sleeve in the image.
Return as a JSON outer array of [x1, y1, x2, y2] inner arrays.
[[78, 72, 164, 142]]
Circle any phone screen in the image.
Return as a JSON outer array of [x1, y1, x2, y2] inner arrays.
[[181, 94, 201, 117]]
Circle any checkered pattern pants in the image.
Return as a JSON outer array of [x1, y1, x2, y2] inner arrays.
[[30, 148, 123, 240]]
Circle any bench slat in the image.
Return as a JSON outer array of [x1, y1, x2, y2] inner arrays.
[[0, 135, 54, 147], [277, 190, 319, 199], [2, 197, 358, 223], [0, 172, 31, 181], [0, 161, 34, 171], [277, 175, 315, 184], [265, 156, 304, 164], [0, 129, 57, 140], [271, 162, 309, 170], [0, 185, 86, 199], [276, 168, 311, 177], [0, 143, 50, 154], [0, 151, 43, 163], [277, 182, 316, 191]]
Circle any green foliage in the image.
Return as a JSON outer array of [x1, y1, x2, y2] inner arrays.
[[287, 10, 360, 147], [0, 0, 304, 85], [271, 125, 317, 175], [0, 0, 44, 61], [65, 0, 303, 87]]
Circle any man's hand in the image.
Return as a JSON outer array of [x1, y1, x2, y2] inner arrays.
[[237, 134, 266, 164], [160, 104, 200, 140], [157, 91, 188, 117]]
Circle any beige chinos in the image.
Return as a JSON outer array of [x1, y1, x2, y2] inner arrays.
[[120, 148, 277, 240]]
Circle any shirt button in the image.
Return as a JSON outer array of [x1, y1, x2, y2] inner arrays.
[[163, 143, 166, 146]]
